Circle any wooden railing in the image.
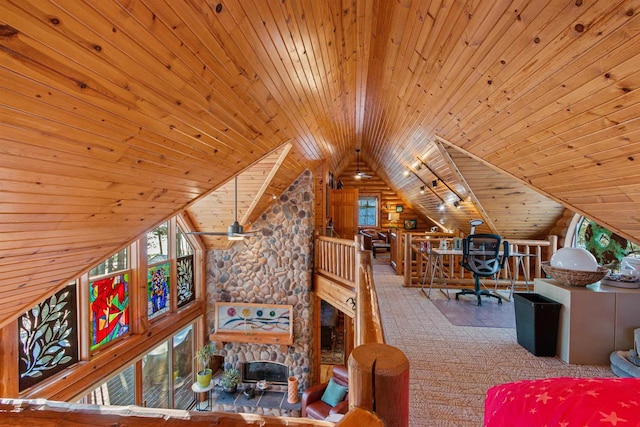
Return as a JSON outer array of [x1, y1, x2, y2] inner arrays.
[[314, 235, 385, 346], [314, 235, 406, 427], [0, 399, 335, 426], [404, 234, 558, 288], [354, 250, 385, 347], [315, 235, 359, 286]]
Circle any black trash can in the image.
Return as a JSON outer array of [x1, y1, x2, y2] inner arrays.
[[513, 293, 562, 357]]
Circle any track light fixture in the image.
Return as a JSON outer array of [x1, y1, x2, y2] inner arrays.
[[407, 168, 445, 204], [453, 200, 461, 208], [437, 202, 445, 211], [416, 157, 464, 202], [432, 180, 438, 188]]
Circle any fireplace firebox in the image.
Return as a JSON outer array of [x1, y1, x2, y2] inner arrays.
[[241, 361, 289, 385]]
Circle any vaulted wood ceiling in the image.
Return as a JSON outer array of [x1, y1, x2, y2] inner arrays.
[[1, 0, 640, 328]]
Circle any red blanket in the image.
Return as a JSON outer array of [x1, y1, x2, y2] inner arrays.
[[485, 377, 640, 426]]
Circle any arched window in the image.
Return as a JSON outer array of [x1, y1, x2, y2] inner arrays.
[[573, 217, 640, 270]]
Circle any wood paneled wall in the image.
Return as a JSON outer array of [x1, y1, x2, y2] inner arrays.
[[336, 160, 436, 232], [2, 0, 640, 334]]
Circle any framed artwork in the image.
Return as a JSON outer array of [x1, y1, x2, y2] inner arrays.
[[404, 219, 417, 230], [211, 302, 294, 345], [396, 205, 404, 212]]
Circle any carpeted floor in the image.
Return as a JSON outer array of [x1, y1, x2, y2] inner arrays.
[[373, 261, 614, 427], [431, 297, 516, 328]]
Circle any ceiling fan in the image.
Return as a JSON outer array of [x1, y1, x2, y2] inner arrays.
[[187, 176, 261, 240], [354, 148, 372, 179]]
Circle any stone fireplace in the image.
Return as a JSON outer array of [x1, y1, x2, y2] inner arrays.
[[206, 171, 314, 390], [242, 361, 289, 385]]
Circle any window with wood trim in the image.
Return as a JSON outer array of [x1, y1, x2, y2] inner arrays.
[[83, 324, 195, 410], [11, 215, 203, 399], [358, 196, 378, 227]]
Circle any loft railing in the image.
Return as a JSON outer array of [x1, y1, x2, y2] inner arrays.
[[403, 233, 558, 288], [314, 235, 407, 427], [314, 235, 358, 286], [314, 235, 385, 347]]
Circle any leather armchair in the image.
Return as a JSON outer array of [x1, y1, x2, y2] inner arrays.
[[359, 229, 390, 257], [301, 365, 349, 420]]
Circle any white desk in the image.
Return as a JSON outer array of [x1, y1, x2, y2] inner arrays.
[[535, 278, 640, 365], [422, 248, 531, 301]]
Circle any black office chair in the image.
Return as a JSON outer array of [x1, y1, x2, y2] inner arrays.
[[457, 234, 509, 306]]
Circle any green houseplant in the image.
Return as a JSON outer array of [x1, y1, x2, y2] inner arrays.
[[194, 344, 214, 387], [220, 367, 241, 393]]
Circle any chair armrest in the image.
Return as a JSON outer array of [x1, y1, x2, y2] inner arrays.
[[329, 399, 350, 415], [500, 240, 510, 269], [301, 382, 328, 416]]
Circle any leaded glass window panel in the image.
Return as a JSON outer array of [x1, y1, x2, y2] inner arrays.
[[18, 283, 79, 391], [90, 274, 130, 351], [147, 222, 169, 263], [177, 255, 195, 308], [148, 262, 171, 320]]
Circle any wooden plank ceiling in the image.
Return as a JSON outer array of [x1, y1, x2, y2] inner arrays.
[[1, 0, 640, 328]]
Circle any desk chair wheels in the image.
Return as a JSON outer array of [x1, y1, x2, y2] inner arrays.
[[455, 289, 502, 306]]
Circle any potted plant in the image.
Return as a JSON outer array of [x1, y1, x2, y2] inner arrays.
[[194, 344, 214, 387], [220, 367, 241, 393]]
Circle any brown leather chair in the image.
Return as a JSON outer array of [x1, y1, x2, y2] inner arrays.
[[301, 365, 349, 420]]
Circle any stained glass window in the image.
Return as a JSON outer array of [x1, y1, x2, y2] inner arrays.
[[18, 283, 79, 391], [148, 262, 171, 320], [90, 274, 130, 351], [574, 217, 640, 269], [177, 255, 195, 308]]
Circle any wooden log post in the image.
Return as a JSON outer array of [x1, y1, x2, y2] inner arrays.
[[403, 233, 412, 287], [348, 343, 410, 427]]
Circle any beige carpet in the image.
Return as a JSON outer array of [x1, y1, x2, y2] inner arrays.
[[431, 298, 516, 328], [373, 262, 614, 426]]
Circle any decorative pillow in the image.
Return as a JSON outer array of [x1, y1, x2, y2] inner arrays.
[[320, 378, 348, 407]]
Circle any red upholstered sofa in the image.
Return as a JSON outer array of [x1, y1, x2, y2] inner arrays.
[[301, 365, 349, 420]]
